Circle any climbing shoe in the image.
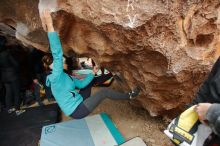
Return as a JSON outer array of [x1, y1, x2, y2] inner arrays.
[[8, 108, 16, 114], [129, 86, 141, 99], [15, 109, 26, 116]]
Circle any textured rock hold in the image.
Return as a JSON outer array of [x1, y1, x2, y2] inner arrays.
[[0, 0, 220, 117]]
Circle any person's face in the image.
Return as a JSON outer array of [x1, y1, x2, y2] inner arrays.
[[63, 57, 68, 70], [63, 63, 68, 70]]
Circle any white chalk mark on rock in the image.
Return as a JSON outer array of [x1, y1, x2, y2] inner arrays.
[[38, 0, 58, 15], [16, 23, 29, 36], [125, 0, 139, 28], [38, 0, 59, 31], [126, 14, 137, 28], [126, 0, 135, 12]]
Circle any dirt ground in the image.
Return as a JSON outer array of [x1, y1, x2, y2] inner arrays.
[[92, 99, 174, 146], [61, 93, 174, 146]]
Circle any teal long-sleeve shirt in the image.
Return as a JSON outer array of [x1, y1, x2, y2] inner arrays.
[[46, 32, 94, 116]]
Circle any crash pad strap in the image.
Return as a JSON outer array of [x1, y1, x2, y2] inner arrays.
[[100, 113, 125, 145]]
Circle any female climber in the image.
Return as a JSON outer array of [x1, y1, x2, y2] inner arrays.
[[41, 10, 140, 119]]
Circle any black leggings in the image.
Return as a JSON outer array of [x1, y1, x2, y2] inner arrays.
[[5, 80, 20, 110], [70, 88, 129, 119], [79, 73, 113, 99]]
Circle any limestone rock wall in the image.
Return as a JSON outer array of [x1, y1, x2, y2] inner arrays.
[[0, 0, 219, 116]]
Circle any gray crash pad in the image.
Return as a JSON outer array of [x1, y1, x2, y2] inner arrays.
[[119, 137, 147, 146]]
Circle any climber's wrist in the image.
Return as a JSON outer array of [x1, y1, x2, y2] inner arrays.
[[47, 24, 54, 32]]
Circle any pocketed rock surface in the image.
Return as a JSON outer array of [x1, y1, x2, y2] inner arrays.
[[1, 0, 220, 116]]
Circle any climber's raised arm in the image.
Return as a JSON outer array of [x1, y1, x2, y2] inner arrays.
[[41, 10, 63, 80]]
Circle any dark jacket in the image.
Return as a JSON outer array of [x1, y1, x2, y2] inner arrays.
[[0, 47, 19, 83], [29, 48, 45, 81], [191, 57, 220, 136]]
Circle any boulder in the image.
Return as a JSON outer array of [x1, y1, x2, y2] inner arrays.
[[0, 0, 219, 116]]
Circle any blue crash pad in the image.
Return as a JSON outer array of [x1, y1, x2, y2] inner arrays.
[[40, 113, 125, 146]]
